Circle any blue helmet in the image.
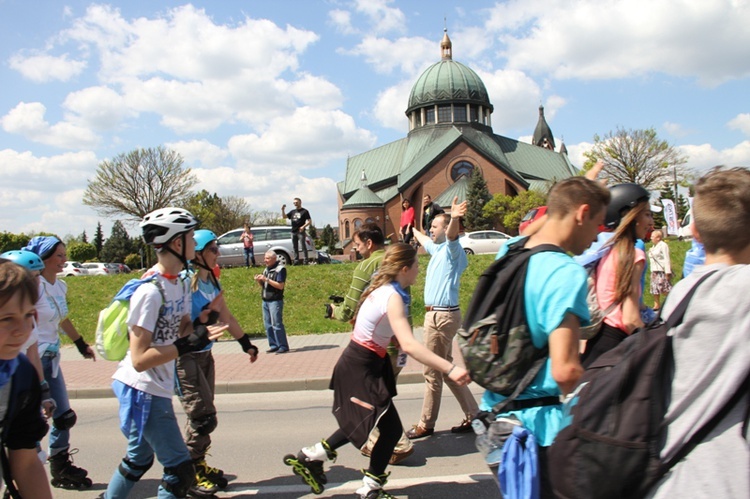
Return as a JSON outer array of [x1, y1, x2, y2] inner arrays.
[[194, 229, 218, 252], [1, 249, 45, 271]]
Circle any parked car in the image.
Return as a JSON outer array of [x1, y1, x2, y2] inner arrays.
[[216, 226, 318, 267], [678, 208, 693, 240], [104, 263, 122, 274], [519, 206, 547, 234], [57, 261, 89, 277], [459, 230, 511, 255], [82, 262, 112, 276]]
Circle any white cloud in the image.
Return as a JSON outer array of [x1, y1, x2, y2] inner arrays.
[[344, 36, 435, 74], [372, 79, 412, 131], [62, 86, 133, 131], [679, 141, 750, 171], [329, 9, 357, 35], [8, 53, 87, 83], [0, 149, 97, 191], [1, 102, 99, 149], [563, 141, 594, 170], [353, 0, 406, 35], [285, 73, 345, 110], [728, 113, 750, 136], [166, 140, 228, 169], [485, 0, 750, 85], [228, 107, 376, 168], [663, 121, 691, 138]]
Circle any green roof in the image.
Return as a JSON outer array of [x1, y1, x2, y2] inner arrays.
[[433, 175, 471, 207], [407, 60, 492, 113], [342, 186, 384, 208]]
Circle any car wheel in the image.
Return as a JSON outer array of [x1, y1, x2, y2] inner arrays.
[[275, 251, 291, 266], [464, 248, 474, 255]]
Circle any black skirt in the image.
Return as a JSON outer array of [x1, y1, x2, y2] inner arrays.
[[330, 340, 397, 448]]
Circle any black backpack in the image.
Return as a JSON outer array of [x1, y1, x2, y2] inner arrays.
[[547, 270, 748, 499], [457, 238, 564, 399]]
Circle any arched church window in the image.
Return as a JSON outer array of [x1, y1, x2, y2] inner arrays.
[[354, 219, 363, 231], [451, 161, 474, 182], [344, 220, 350, 239]]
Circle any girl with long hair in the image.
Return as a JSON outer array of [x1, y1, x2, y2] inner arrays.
[[581, 184, 654, 367], [399, 199, 415, 245], [284, 243, 471, 499]]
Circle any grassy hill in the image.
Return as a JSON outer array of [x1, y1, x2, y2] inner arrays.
[[62, 240, 691, 345]]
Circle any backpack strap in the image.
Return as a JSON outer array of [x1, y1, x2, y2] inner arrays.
[[0, 381, 21, 499], [662, 270, 717, 330]]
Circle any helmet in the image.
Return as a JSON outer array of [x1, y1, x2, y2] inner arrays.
[[194, 229, 217, 252], [1, 250, 45, 271], [140, 207, 199, 246], [604, 183, 651, 230]]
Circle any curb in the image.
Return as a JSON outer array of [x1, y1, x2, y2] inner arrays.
[[68, 371, 427, 399]]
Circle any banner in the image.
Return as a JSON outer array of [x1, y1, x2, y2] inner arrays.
[[662, 198, 679, 235]]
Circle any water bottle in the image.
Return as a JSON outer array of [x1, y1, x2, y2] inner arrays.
[[472, 418, 492, 458]]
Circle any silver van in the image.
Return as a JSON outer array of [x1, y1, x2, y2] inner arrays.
[[216, 226, 317, 267]]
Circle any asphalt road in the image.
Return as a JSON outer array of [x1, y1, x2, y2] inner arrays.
[[45, 383, 499, 498]]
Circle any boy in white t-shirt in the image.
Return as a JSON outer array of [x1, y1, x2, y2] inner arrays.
[[103, 208, 228, 499]]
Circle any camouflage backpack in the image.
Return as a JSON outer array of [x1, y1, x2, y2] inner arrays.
[[457, 238, 564, 396]]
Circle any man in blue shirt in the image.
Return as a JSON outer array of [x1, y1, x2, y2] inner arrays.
[[407, 196, 479, 438], [484, 177, 610, 496]]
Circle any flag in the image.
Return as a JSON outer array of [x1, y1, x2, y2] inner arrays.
[[662, 199, 679, 235]]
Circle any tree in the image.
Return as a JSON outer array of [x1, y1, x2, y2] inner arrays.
[[0, 232, 30, 254], [464, 169, 494, 231], [79, 230, 88, 244], [654, 187, 690, 229], [320, 224, 338, 252], [67, 242, 97, 262], [83, 146, 198, 221], [101, 221, 135, 263], [185, 190, 259, 235], [308, 224, 318, 241], [582, 127, 689, 190], [93, 222, 104, 258], [483, 190, 547, 233]]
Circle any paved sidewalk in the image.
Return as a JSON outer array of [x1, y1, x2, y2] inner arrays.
[[60, 328, 461, 399]]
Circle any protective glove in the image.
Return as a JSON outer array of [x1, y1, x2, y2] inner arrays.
[[174, 324, 212, 356]]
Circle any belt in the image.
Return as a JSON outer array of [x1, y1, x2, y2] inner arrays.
[[425, 306, 460, 312], [502, 396, 561, 412]]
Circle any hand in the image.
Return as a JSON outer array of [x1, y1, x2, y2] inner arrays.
[[254, 274, 263, 282], [42, 399, 56, 419], [447, 365, 472, 386], [281, 204, 286, 210], [450, 196, 467, 218], [207, 323, 229, 341], [83, 345, 96, 361]]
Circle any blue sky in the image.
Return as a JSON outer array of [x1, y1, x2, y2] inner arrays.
[[2, 0, 749, 239]]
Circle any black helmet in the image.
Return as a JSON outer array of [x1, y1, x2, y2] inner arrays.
[[604, 183, 650, 229]]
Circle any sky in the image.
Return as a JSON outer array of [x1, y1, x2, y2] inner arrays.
[[1, 0, 749, 240]]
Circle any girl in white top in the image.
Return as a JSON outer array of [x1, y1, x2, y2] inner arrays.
[[285, 243, 472, 499], [647, 230, 672, 310]]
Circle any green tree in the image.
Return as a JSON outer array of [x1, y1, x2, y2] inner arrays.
[[184, 189, 252, 235], [93, 222, 104, 258], [67, 242, 97, 262], [582, 127, 689, 190], [79, 230, 88, 244], [464, 169, 494, 231], [101, 221, 135, 263], [483, 190, 547, 233], [654, 187, 690, 229], [83, 146, 198, 221], [320, 224, 338, 252], [124, 253, 141, 271], [0, 232, 31, 253], [308, 224, 318, 241]]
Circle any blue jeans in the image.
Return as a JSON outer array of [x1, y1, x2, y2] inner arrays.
[[41, 354, 72, 455], [105, 389, 192, 498], [262, 300, 288, 350], [244, 247, 256, 267]]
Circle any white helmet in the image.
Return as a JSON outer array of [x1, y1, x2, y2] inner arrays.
[[140, 207, 199, 246]]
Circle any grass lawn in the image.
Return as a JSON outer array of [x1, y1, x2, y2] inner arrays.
[[63, 239, 691, 345]]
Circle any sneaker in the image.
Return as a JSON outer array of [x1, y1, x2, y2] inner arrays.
[[188, 473, 219, 497], [266, 346, 280, 353], [276, 348, 289, 354]]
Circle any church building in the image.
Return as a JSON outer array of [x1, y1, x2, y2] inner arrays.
[[336, 30, 575, 250]]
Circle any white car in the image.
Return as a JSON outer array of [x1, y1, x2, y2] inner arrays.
[[57, 261, 89, 277], [82, 262, 112, 276], [678, 208, 693, 240], [459, 230, 511, 255]]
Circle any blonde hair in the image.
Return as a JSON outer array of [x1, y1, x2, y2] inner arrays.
[[608, 201, 648, 303], [357, 243, 416, 313]]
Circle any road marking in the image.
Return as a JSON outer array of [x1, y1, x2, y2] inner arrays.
[[220, 472, 496, 496]]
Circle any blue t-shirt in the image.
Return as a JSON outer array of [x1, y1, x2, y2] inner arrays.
[[482, 237, 589, 446], [422, 237, 468, 307], [191, 276, 221, 352]]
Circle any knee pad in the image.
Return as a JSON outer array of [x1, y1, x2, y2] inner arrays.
[[53, 408, 77, 431], [190, 413, 218, 436], [118, 456, 154, 482], [162, 459, 195, 497]]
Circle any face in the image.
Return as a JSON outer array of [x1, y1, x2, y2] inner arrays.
[[402, 200, 410, 209], [183, 230, 197, 261], [636, 207, 654, 240], [423, 195, 430, 205], [293, 199, 302, 208], [264, 253, 277, 266], [353, 234, 372, 259], [200, 241, 219, 267], [402, 257, 419, 287], [44, 243, 66, 274], [572, 205, 606, 255], [0, 294, 35, 360], [430, 217, 447, 243], [650, 231, 662, 244]]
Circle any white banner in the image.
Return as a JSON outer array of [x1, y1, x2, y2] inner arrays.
[[662, 198, 679, 235]]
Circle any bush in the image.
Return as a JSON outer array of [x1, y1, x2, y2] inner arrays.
[[124, 253, 141, 270], [67, 242, 97, 262]]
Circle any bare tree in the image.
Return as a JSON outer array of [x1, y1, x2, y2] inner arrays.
[[582, 127, 689, 190], [83, 146, 198, 221]]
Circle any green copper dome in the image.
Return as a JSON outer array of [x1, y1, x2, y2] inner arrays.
[[406, 59, 492, 114]]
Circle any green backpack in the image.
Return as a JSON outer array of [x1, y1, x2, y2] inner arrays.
[[95, 274, 166, 361]]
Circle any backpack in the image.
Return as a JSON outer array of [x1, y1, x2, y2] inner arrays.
[[95, 273, 166, 361], [573, 237, 617, 340], [457, 238, 564, 396], [547, 270, 746, 499]]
